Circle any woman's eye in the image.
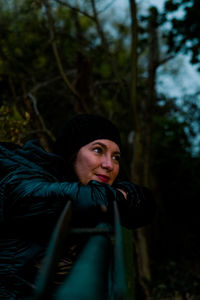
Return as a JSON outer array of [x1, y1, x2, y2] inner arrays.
[[113, 155, 120, 162], [93, 147, 102, 154]]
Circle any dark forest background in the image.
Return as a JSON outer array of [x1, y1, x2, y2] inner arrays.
[[0, 0, 200, 299]]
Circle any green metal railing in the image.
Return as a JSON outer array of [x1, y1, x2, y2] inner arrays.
[[33, 200, 128, 300]]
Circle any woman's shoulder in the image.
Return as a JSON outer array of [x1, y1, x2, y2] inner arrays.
[[0, 139, 67, 180]]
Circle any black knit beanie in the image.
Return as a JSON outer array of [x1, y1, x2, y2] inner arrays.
[[53, 114, 121, 162]]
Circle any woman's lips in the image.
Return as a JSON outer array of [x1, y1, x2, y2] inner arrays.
[[96, 174, 110, 183]]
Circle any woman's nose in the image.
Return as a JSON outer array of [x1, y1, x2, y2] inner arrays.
[[101, 156, 113, 170]]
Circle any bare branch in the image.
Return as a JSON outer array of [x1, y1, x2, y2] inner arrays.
[[29, 76, 61, 94], [29, 70, 76, 94], [98, 0, 116, 15], [157, 55, 175, 67], [53, 0, 95, 20], [42, 0, 79, 97], [90, 0, 125, 89], [129, 0, 139, 128], [42, 0, 90, 113], [53, 0, 116, 20], [53, 0, 124, 91], [27, 92, 56, 142]]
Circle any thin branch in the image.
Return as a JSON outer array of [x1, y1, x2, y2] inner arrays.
[[157, 55, 175, 67], [42, 0, 79, 97], [42, 0, 90, 113], [54, 0, 124, 90], [30, 70, 76, 94], [129, 0, 139, 129], [27, 92, 56, 142], [53, 0, 95, 20], [53, 0, 116, 19], [29, 76, 61, 94], [193, 90, 200, 97], [90, 0, 125, 89], [98, 0, 117, 15]]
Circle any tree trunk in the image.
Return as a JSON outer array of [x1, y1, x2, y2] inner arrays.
[[129, 3, 160, 300], [129, 0, 152, 298]]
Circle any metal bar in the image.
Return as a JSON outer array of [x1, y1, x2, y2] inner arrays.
[[54, 223, 111, 300], [71, 227, 113, 235], [33, 200, 72, 300], [113, 201, 127, 300], [32, 200, 128, 300]]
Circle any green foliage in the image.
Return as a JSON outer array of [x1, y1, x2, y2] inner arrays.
[[0, 0, 132, 136], [164, 0, 200, 66], [0, 104, 30, 144]]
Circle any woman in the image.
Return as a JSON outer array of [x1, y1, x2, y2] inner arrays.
[[0, 114, 154, 299]]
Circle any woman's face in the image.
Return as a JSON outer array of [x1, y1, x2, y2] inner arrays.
[[74, 139, 120, 186]]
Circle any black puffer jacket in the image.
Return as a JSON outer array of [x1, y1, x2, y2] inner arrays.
[[0, 140, 154, 299]]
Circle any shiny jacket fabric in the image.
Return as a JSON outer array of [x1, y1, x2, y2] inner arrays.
[[0, 140, 154, 299]]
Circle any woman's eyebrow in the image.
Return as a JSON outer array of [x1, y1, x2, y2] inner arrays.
[[113, 151, 121, 155], [91, 142, 106, 148], [91, 142, 121, 154]]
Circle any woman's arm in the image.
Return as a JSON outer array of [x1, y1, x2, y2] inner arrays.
[[2, 170, 118, 231], [1, 165, 154, 232]]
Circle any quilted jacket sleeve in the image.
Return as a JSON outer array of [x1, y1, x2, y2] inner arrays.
[[1, 171, 120, 230], [1, 173, 154, 231]]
